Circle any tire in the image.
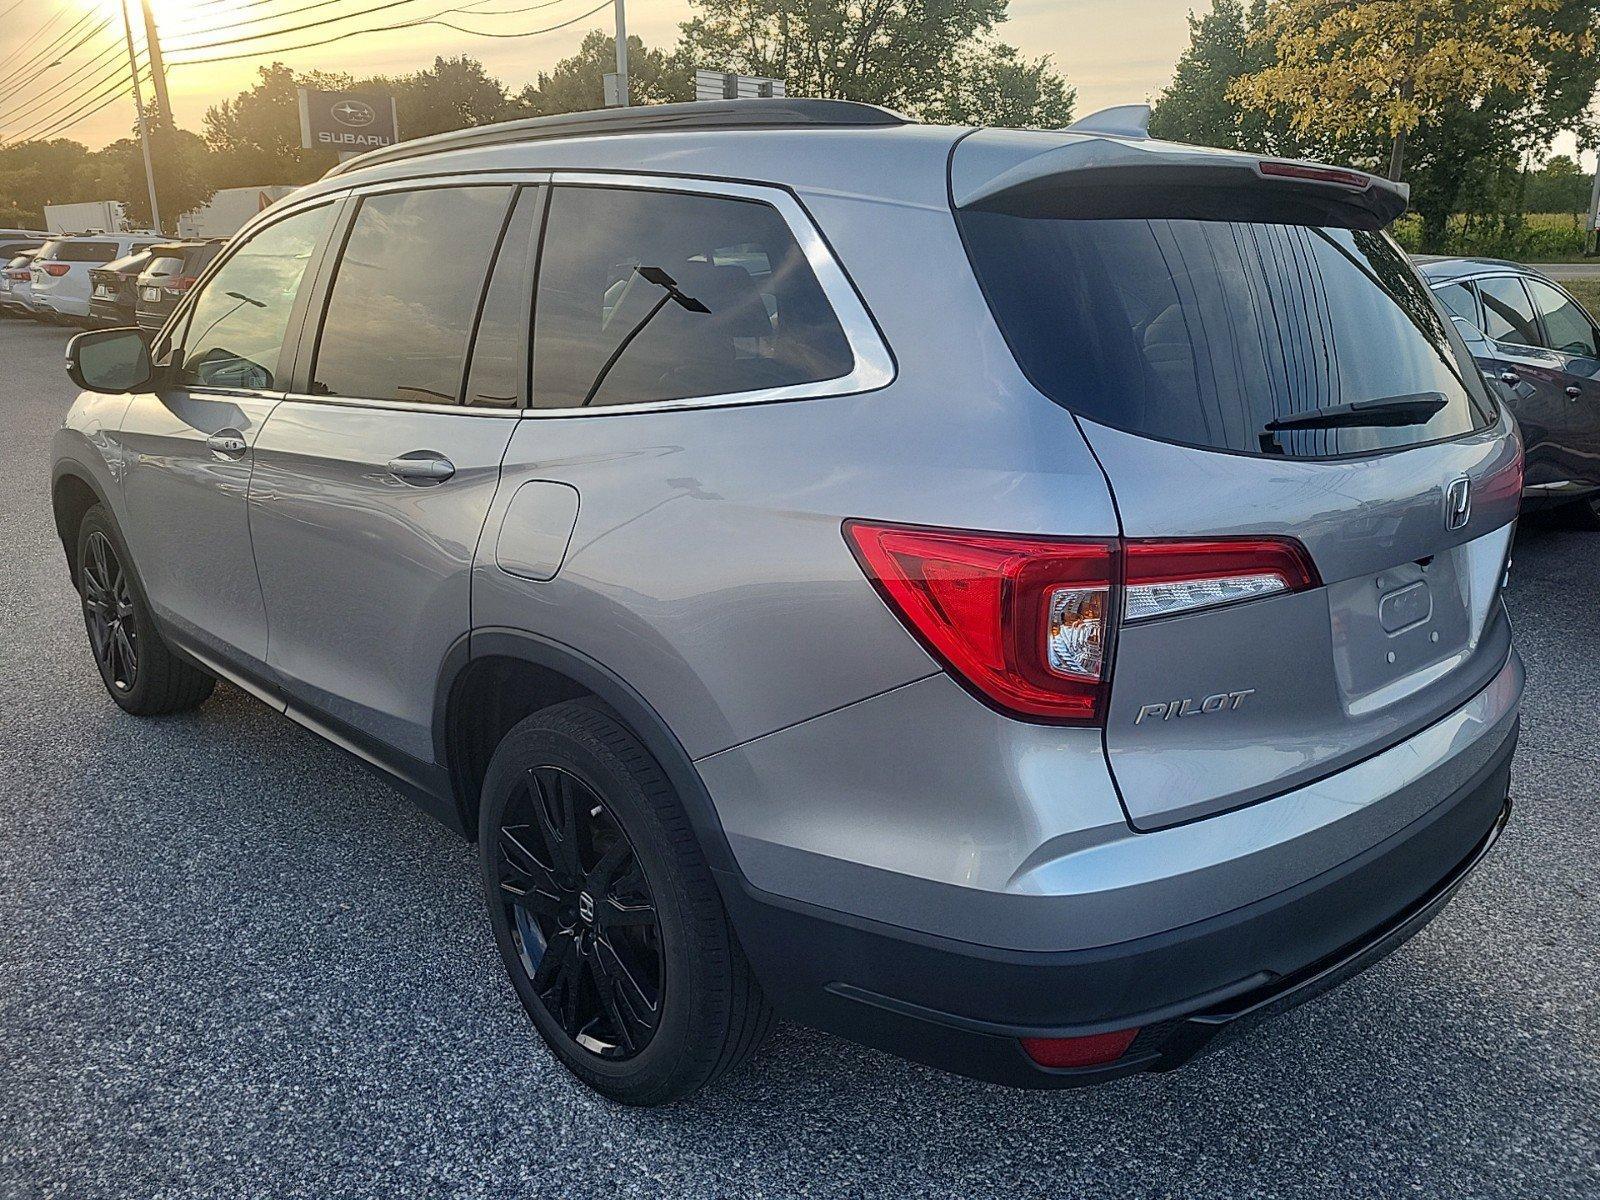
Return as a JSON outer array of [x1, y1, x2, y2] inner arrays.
[[75, 505, 215, 716], [479, 698, 772, 1105]]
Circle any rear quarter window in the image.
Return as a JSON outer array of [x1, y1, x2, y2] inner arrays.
[[957, 212, 1495, 458]]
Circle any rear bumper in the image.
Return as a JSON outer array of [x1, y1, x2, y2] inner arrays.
[[717, 702, 1518, 1088]]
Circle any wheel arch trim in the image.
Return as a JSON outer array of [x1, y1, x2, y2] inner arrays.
[[446, 627, 741, 876]]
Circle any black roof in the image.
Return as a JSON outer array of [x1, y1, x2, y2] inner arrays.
[[325, 98, 910, 178]]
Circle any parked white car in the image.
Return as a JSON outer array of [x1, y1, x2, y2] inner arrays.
[[31, 235, 163, 321], [1, 251, 40, 314]]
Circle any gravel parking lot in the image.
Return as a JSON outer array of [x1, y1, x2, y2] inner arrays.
[[1, 314, 1596, 1199]]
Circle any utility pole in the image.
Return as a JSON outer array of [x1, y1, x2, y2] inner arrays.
[[612, 0, 629, 107], [139, 0, 173, 129], [120, 0, 161, 234]]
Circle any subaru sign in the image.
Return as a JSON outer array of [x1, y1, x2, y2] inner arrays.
[[297, 88, 399, 159]]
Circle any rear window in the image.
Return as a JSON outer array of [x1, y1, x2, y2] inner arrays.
[[104, 251, 152, 274], [144, 256, 186, 277], [957, 214, 1494, 458], [43, 240, 119, 263]]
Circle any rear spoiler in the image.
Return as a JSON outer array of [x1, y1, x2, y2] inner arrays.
[[955, 124, 1409, 230]]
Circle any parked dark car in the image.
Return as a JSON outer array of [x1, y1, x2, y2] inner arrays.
[[1417, 257, 1600, 526], [88, 249, 157, 328], [134, 240, 223, 333]]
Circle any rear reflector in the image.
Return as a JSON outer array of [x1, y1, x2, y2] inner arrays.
[[847, 523, 1319, 725], [1124, 538, 1319, 623], [1020, 1028, 1140, 1069]]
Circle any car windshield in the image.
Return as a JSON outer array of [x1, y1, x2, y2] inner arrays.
[[957, 213, 1497, 458]]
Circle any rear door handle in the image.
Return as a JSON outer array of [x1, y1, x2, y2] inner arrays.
[[1567, 385, 1582, 399], [387, 454, 455, 484], [205, 431, 248, 457]]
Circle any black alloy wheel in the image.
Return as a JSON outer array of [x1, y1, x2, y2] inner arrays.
[[80, 529, 138, 693], [493, 765, 664, 1059]]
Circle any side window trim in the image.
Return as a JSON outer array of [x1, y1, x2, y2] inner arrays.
[[523, 171, 895, 418]]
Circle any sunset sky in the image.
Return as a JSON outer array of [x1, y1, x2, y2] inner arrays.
[[0, 0, 1592, 168]]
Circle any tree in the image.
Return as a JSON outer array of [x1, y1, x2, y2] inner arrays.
[[375, 55, 516, 139], [922, 40, 1074, 127], [1525, 153, 1594, 212], [1150, 0, 1310, 152], [1229, 0, 1600, 248], [676, 0, 1070, 126], [0, 139, 92, 226], [77, 122, 215, 231], [515, 32, 693, 116], [204, 64, 357, 188]]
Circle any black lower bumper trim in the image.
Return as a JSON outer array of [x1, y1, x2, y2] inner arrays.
[[718, 720, 1516, 1088]]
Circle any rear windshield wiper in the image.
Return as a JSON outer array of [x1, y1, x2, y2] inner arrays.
[[1263, 392, 1448, 432]]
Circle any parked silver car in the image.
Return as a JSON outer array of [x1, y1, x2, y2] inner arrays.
[[51, 100, 1524, 1105]]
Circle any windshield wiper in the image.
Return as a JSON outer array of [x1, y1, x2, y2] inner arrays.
[[1263, 392, 1448, 432]]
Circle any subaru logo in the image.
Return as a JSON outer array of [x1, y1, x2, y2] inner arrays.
[[331, 100, 375, 128], [1445, 477, 1471, 531]]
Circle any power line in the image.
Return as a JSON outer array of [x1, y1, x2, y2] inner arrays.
[[3, 64, 147, 147], [0, 0, 77, 66], [0, 4, 99, 75], [168, 0, 610, 66], [0, 11, 114, 107], [168, 0, 440, 53], [8, 75, 142, 146], [0, 36, 129, 131]]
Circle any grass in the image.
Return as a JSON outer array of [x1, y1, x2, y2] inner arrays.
[[1392, 212, 1592, 261], [1563, 278, 1600, 318]]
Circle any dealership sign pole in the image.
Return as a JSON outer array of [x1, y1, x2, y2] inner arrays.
[[297, 89, 401, 162]]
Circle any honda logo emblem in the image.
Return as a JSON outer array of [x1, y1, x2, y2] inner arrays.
[[1445, 477, 1471, 531]]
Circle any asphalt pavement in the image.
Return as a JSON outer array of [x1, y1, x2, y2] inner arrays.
[[1, 314, 1596, 1199]]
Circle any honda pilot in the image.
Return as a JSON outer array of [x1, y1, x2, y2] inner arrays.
[[52, 100, 1524, 1106]]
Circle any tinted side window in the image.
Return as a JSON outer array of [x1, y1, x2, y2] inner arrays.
[[532, 186, 853, 409], [1479, 276, 1540, 347], [1525, 278, 1598, 358], [175, 204, 333, 390], [311, 186, 513, 405], [465, 188, 541, 408], [1433, 281, 1480, 330]]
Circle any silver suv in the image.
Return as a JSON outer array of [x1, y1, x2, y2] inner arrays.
[[52, 100, 1524, 1106]]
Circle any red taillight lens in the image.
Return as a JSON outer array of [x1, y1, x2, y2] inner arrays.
[[1123, 538, 1319, 623], [1020, 1028, 1140, 1069], [164, 274, 197, 293], [847, 522, 1320, 725], [1257, 160, 1372, 190], [846, 522, 1115, 724], [42, 262, 70, 277]]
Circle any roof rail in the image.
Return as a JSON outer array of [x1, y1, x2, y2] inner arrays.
[[325, 98, 912, 178]]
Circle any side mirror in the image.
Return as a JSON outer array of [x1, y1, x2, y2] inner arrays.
[[66, 327, 153, 394]]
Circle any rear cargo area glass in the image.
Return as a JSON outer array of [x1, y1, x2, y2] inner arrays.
[[958, 214, 1492, 458]]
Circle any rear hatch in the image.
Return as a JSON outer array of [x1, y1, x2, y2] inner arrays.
[[952, 127, 1521, 829]]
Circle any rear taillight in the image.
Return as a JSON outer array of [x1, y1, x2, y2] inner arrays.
[[163, 274, 198, 294], [1123, 538, 1318, 623], [846, 523, 1114, 723], [846, 522, 1319, 726], [41, 263, 70, 277]]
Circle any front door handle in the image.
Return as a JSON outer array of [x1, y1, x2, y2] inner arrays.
[[205, 431, 247, 457], [1567, 385, 1582, 399], [1498, 370, 1520, 385], [387, 453, 455, 484]]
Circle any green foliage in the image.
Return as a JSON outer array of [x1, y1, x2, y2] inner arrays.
[[1525, 154, 1595, 213], [675, 0, 1069, 125], [1390, 210, 1591, 261], [1566, 278, 1600, 316], [204, 64, 356, 188], [513, 32, 694, 115]]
